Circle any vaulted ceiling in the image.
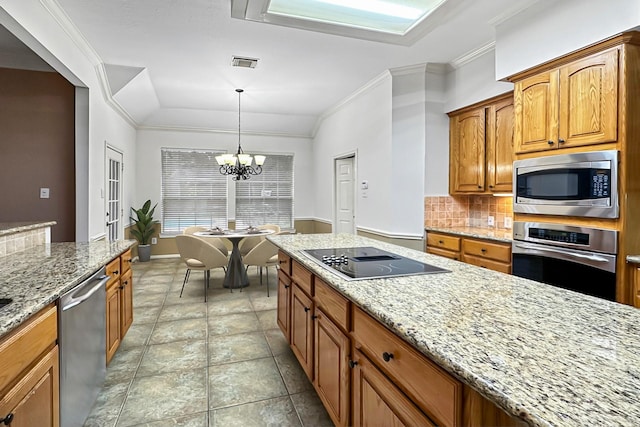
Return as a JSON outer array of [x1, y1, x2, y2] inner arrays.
[[2, 0, 539, 136]]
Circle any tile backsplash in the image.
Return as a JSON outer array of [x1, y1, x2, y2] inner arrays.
[[424, 195, 513, 229], [0, 228, 48, 257]]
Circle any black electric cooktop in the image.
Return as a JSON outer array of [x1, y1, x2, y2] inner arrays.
[[301, 246, 450, 281]]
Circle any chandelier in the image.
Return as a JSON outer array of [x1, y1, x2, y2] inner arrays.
[[215, 88, 266, 180]]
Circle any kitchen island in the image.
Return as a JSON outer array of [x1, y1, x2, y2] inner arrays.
[[0, 240, 135, 339], [268, 233, 640, 427]]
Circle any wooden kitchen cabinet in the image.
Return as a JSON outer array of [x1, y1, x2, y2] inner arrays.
[[513, 48, 618, 153], [448, 93, 514, 195], [462, 238, 512, 274], [290, 282, 314, 380], [106, 249, 134, 364], [352, 306, 462, 427], [0, 305, 59, 427], [352, 349, 435, 427], [427, 232, 512, 275], [277, 271, 292, 341], [632, 265, 640, 308]]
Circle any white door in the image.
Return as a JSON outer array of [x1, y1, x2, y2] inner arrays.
[[335, 156, 355, 234], [106, 146, 123, 241]]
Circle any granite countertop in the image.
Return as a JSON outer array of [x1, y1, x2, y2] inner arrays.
[[425, 226, 513, 243], [627, 255, 640, 264], [0, 240, 135, 339], [268, 233, 640, 427], [0, 221, 57, 237]]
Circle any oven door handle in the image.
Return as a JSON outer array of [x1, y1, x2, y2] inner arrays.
[[514, 243, 611, 263]]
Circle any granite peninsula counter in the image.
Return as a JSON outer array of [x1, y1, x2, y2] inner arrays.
[[268, 233, 640, 427], [0, 240, 135, 339]]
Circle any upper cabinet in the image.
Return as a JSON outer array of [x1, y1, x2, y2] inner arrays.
[[513, 48, 618, 154], [448, 93, 514, 194]]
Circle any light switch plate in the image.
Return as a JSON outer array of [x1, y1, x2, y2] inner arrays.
[[40, 188, 50, 199], [151, 237, 158, 245], [487, 215, 495, 226]]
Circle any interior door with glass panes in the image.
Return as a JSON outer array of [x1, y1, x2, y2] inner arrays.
[[106, 146, 123, 241]]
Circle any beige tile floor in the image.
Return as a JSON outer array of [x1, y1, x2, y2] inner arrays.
[[84, 258, 333, 427]]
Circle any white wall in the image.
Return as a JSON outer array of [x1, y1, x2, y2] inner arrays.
[[389, 67, 426, 236], [312, 73, 393, 233], [424, 67, 449, 196], [0, 2, 137, 241], [444, 49, 513, 113], [496, 0, 640, 79], [135, 128, 313, 223]]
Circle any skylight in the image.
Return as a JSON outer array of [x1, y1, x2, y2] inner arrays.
[[267, 0, 445, 35]]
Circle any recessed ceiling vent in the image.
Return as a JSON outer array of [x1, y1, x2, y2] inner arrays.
[[231, 56, 259, 68]]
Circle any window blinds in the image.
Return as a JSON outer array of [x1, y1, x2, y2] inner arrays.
[[161, 148, 228, 233], [235, 154, 294, 229]]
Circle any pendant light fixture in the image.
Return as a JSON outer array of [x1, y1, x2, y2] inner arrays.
[[215, 88, 266, 180]]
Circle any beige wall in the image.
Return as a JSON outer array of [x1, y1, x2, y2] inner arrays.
[[0, 68, 76, 242]]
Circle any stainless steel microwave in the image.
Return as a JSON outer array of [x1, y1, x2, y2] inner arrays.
[[513, 150, 619, 219]]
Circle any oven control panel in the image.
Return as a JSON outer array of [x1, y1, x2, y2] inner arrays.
[[528, 228, 589, 245]]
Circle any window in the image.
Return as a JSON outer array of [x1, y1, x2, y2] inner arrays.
[[161, 148, 228, 233], [235, 154, 294, 229]]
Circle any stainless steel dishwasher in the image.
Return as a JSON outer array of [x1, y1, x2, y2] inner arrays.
[[58, 266, 109, 427]]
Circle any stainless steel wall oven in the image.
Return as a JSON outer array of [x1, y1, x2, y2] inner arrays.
[[513, 150, 619, 219], [512, 222, 617, 301]]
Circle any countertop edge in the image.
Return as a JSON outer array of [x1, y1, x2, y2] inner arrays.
[[0, 221, 57, 237]]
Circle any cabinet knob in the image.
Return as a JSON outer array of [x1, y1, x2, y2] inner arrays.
[[489, 185, 494, 188], [438, 240, 444, 244], [1, 413, 14, 425], [547, 140, 554, 145], [304, 307, 310, 313], [311, 315, 318, 320], [382, 352, 394, 362], [279, 260, 287, 264], [477, 185, 482, 189], [284, 284, 289, 289], [349, 360, 358, 369], [481, 248, 487, 253], [114, 270, 119, 275], [558, 138, 566, 144]]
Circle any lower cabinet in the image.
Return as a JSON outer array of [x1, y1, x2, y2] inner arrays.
[[352, 349, 435, 427], [633, 265, 640, 308], [106, 249, 134, 365], [427, 232, 512, 274], [0, 305, 59, 427], [278, 251, 524, 427], [314, 308, 350, 427], [290, 283, 314, 379]]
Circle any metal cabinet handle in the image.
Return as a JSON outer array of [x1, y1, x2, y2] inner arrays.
[[382, 352, 394, 362]]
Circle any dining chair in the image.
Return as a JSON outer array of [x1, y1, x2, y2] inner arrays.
[[238, 224, 281, 257], [183, 226, 229, 256], [175, 234, 228, 302], [242, 238, 279, 297]]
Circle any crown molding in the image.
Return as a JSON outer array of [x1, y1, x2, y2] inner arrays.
[[487, 0, 542, 27], [389, 63, 428, 76], [95, 63, 138, 127], [425, 63, 449, 74], [449, 41, 495, 69], [137, 124, 311, 139]]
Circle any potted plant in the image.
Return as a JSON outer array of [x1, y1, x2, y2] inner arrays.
[[130, 199, 157, 262]]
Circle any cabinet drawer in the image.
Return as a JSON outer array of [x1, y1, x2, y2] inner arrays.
[[105, 257, 121, 287], [427, 233, 460, 252], [427, 247, 460, 261], [462, 254, 511, 274], [314, 278, 349, 331], [121, 248, 132, 274], [352, 307, 461, 427], [292, 260, 313, 296], [0, 305, 57, 393], [462, 239, 511, 263], [278, 251, 292, 277]]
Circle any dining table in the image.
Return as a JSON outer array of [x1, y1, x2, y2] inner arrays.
[[194, 229, 274, 289]]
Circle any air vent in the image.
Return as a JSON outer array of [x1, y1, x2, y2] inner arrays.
[[231, 56, 258, 68]]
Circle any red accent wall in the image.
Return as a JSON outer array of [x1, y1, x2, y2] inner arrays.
[[0, 68, 76, 242]]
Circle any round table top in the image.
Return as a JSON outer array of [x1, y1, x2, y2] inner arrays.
[[194, 229, 274, 239]]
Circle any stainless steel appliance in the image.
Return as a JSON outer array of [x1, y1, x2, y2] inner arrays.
[[301, 246, 449, 281], [513, 150, 619, 218], [512, 222, 617, 301], [58, 267, 109, 427]]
